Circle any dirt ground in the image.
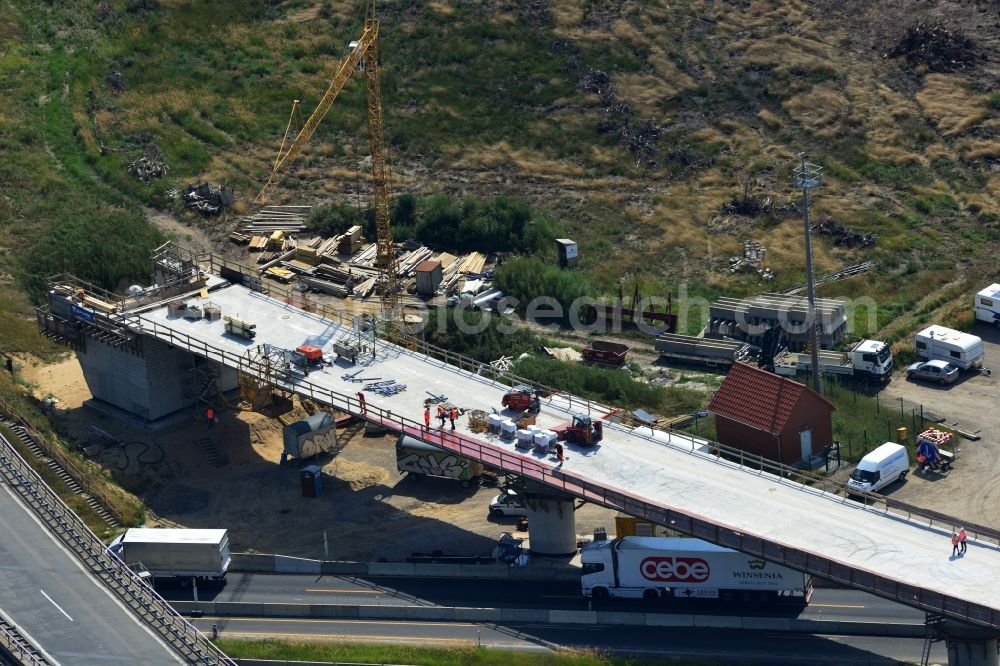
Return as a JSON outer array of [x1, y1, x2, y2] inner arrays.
[[18, 357, 619, 561]]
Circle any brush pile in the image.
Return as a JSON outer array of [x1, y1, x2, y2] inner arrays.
[[885, 21, 979, 73]]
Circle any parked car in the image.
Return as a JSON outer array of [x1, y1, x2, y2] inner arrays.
[[906, 360, 959, 385], [489, 491, 527, 517]]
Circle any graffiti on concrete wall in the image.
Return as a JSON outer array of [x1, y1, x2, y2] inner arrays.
[[397, 450, 468, 479], [298, 426, 337, 459]]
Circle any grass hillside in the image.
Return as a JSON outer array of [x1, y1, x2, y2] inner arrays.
[[1, 0, 998, 357]]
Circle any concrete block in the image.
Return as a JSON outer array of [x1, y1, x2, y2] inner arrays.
[[411, 563, 462, 578], [458, 565, 510, 579], [549, 609, 598, 625], [454, 607, 502, 622], [741, 616, 791, 631], [308, 604, 358, 619], [273, 555, 321, 575], [499, 608, 548, 623], [644, 613, 695, 627], [230, 553, 276, 573], [405, 605, 457, 621], [791, 618, 849, 634], [692, 614, 742, 629], [368, 562, 415, 577], [214, 602, 264, 617], [320, 561, 367, 576], [358, 605, 408, 620], [256, 603, 310, 617], [595, 611, 645, 626]]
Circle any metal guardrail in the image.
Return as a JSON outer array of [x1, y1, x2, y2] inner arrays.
[[0, 432, 236, 665], [0, 607, 47, 666], [120, 308, 1000, 631], [0, 394, 128, 527]]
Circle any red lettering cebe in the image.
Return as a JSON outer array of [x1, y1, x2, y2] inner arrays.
[[639, 556, 710, 583]]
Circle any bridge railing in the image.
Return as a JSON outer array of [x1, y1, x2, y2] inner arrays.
[[0, 430, 236, 665], [0, 607, 46, 666], [123, 295, 1000, 631]]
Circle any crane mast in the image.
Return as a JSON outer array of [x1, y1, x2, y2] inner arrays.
[[255, 2, 398, 318]]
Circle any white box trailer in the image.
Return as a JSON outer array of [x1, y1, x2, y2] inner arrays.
[[580, 536, 811, 604], [975, 284, 1000, 329], [914, 325, 984, 371], [108, 528, 231, 583]]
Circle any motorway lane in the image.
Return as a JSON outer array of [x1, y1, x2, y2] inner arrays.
[[0, 482, 183, 665], [163, 572, 926, 623], [191, 617, 945, 664]]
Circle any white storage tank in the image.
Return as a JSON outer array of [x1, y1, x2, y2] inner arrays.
[[515, 428, 534, 449], [526, 497, 578, 556], [500, 420, 517, 440]]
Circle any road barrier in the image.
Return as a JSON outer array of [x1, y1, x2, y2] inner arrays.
[[0, 430, 236, 665], [170, 601, 926, 638]]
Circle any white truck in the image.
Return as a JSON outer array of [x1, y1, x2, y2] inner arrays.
[[773, 339, 893, 383], [108, 528, 231, 585], [914, 325, 984, 371], [974, 284, 1000, 329], [580, 536, 812, 605]]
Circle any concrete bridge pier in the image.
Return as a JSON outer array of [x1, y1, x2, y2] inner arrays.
[[515, 480, 578, 557], [935, 617, 999, 666]]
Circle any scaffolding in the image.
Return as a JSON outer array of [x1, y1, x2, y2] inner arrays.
[[236, 344, 294, 416]]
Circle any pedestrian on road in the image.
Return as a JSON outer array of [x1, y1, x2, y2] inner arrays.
[[951, 531, 960, 557], [437, 404, 447, 428], [423, 406, 431, 429], [206, 407, 215, 430], [357, 391, 367, 414], [959, 527, 968, 555], [449, 407, 457, 431]]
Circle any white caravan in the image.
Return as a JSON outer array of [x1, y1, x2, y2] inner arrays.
[[975, 284, 1000, 329], [914, 325, 984, 371]]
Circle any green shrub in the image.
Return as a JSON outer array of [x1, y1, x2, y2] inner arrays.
[[494, 256, 591, 319], [306, 203, 365, 237]]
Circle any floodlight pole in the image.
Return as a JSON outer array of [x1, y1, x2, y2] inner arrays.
[[794, 153, 824, 396]]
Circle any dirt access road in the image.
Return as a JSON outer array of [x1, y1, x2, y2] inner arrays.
[[878, 324, 1000, 527]]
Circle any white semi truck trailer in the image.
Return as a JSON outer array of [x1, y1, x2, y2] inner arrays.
[[108, 528, 231, 584], [581, 536, 812, 604]]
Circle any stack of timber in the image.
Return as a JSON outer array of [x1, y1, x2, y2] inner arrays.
[[242, 205, 311, 234]]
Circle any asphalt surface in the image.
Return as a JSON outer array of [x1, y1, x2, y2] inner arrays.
[[0, 482, 182, 665], [191, 617, 946, 664], [162, 572, 926, 624]]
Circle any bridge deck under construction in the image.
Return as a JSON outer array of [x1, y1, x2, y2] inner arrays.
[[117, 278, 999, 630]]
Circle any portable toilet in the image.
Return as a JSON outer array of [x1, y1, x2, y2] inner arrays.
[[300, 465, 323, 498]]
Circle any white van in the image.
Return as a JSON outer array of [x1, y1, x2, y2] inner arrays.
[[975, 284, 1000, 328], [848, 442, 909, 495], [914, 325, 984, 371]]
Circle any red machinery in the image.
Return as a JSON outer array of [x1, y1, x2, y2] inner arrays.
[[555, 414, 604, 446], [502, 385, 541, 414], [292, 344, 324, 368]]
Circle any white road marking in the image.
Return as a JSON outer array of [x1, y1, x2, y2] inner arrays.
[[39, 589, 74, 622]]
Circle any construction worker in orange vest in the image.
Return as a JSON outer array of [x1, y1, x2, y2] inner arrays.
[[436, 404, 447, 428], [449, 407, 457, 431]]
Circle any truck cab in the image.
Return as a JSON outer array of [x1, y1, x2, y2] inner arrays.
[[849, 339, 893, 381]]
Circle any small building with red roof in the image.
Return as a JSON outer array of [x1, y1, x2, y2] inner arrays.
[[708, 361, 836, 465]]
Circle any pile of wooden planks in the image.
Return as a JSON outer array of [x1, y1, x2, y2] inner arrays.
[[242, 205, 311, 234]]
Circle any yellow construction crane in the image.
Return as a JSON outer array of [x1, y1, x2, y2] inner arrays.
[[255, 2, 399, 315]]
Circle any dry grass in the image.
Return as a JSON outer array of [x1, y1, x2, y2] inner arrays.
[[915, 74, 989, 136], [781, 84, 848, 137]]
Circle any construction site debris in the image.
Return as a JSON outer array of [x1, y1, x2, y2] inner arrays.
[[885, 21, 980, 73], [813, 218, 877, 248], [719, 179, 774, 218], [183, 182, 234, 216], [229, 232, 251, 245], [243, 205, 311, 234], [729, 240, 772, 279], [127, 156, 169, 181]]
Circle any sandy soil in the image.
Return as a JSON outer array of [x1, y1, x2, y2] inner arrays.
[[873, 326, 1000, 528], [145, 207, 217, 255], [18, 357, 618, 561]]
